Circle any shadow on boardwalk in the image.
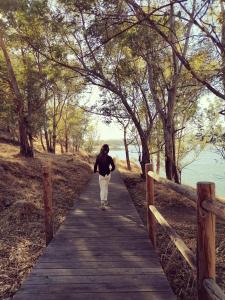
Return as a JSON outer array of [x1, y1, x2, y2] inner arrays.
[[13, 171, 175, 300]]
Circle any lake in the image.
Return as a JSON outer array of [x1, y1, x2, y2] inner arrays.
[[109, 146, 225, 197]]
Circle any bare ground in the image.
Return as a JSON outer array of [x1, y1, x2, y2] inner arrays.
[[118, 160, 225, 300], [0, 143, 93, 300]]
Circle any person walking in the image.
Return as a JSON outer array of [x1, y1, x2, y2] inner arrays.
[[94, 144, 115, 210]]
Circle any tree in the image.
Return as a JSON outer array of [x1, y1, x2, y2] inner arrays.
[[125, 0, 225, 102], [0, 32, 34, 156]]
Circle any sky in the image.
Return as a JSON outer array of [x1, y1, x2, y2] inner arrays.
[[82, 85, 225, 141], [82, 86, 123, 141], [97, 122, 123, 140]]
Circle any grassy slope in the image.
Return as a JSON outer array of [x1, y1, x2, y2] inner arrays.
[[118, 160, 225, 300], [0, 143, 93, 300]]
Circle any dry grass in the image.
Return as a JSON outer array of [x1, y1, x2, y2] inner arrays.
[[118, 160, 225, 300], [0, 143, 93, 300]]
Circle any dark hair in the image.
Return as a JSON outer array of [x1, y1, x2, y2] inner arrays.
[[99, 144, 109, 156]]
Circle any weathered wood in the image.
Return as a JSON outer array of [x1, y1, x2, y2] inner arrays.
[[148, 171, 225, 214], [59, 225, 146, 233], [145, 163, 156, 248], [31, 267, 164, 276], [47, 242, 152, 251], [54, 233, 148, 238], [42, 249, 154, 258], [42, 162, 53, 246], [149, 205, 196, 271], [148, 171, 197, 204], [197, 182, 216, 300], [34, 259, 161, 269], [24, 274, 169, 285], [14, 291, 175, 300], [203, 279, 225, 300], [13, 171, 175, 300], [19, 280, 171, 292], [39, 254, 157, 263], [202, 199, 225, 221]]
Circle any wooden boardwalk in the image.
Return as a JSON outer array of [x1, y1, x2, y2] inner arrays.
[[13, 171, 175, 300]]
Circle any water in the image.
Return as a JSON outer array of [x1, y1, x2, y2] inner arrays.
[[110, 146, 225, 197]]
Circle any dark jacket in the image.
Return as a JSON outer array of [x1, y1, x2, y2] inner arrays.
[[94, 154, 115, 176]]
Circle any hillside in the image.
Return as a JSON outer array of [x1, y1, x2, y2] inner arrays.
[[0, 143, 93, 300], [118, 161, 225, 300]]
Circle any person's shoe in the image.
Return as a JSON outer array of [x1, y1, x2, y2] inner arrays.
[[105, 201, 109, 207], [100, 204, 106, 211]]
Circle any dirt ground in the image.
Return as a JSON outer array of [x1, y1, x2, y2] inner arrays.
[[0, 143, 93, 300], [118, 160, 225, 300]]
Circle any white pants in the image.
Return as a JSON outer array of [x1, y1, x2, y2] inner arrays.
[[99, 174, 111, 204]]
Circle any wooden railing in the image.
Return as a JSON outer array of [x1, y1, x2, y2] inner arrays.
[[42, 162, 53, 246], [145, 163, 225, 300]]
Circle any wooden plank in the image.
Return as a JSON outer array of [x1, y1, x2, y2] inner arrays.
[[58, 226, 147, 235], [46, 243, 152, 251], [19, 280, 172, 292], [14, 291, 175, 300], [148, 171, 197, 203], [63, 221, 144, 227], [24, 274, 168, 285], [34, 259, 161, 269], [54, 233, 148, 238], [31, 267, 164, 276], [148, 171, 225, 208], [70, 208, 137, 213], [48, 244, 152, 253], [149, 205, 196, 270], [62, 222, 145, 228], [203, 278, 225, 300], [43, 249, 154, 257], [48, 236, 149, 245], [68, 213, 140, 219], [46, 238, 152, 247], [55, 232, 147, 237], [146, 163, 156, 247], [202, 199, 225, 221], [66, 214, 141, 221], [39, 255, 157, 263]]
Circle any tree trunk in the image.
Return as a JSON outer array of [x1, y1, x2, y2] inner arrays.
[[65, 130, 69, 153], [44, 128, 51, 152], [60, 142, 64, 154], [18, 118, 33, 157], [52, 122, 56, 154], [28, 132, 33, 154], [52, 94, 57, 154], [123, 127, 131, 170], [156, 126, 161, 174], [49, 131, 54, 153], [40, 132, 46, 151], [52, 133, 56, 153], [220, 1, 225, 92], [140, 135, 150, 178], [0, 33, 33, 157], [156, 150, 160, 174], [163, 119, 180, 183]]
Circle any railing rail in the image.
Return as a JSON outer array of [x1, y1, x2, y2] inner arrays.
[[42, 162, 53, 246], [145, 163, 225, 300], [148, 171, 225, 220], [149, 204, 196, 271]]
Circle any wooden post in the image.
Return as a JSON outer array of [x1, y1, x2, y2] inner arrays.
[[197, 182, 216, 300], [43, 162, 53, 246], [145, 163, 156, 248]]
